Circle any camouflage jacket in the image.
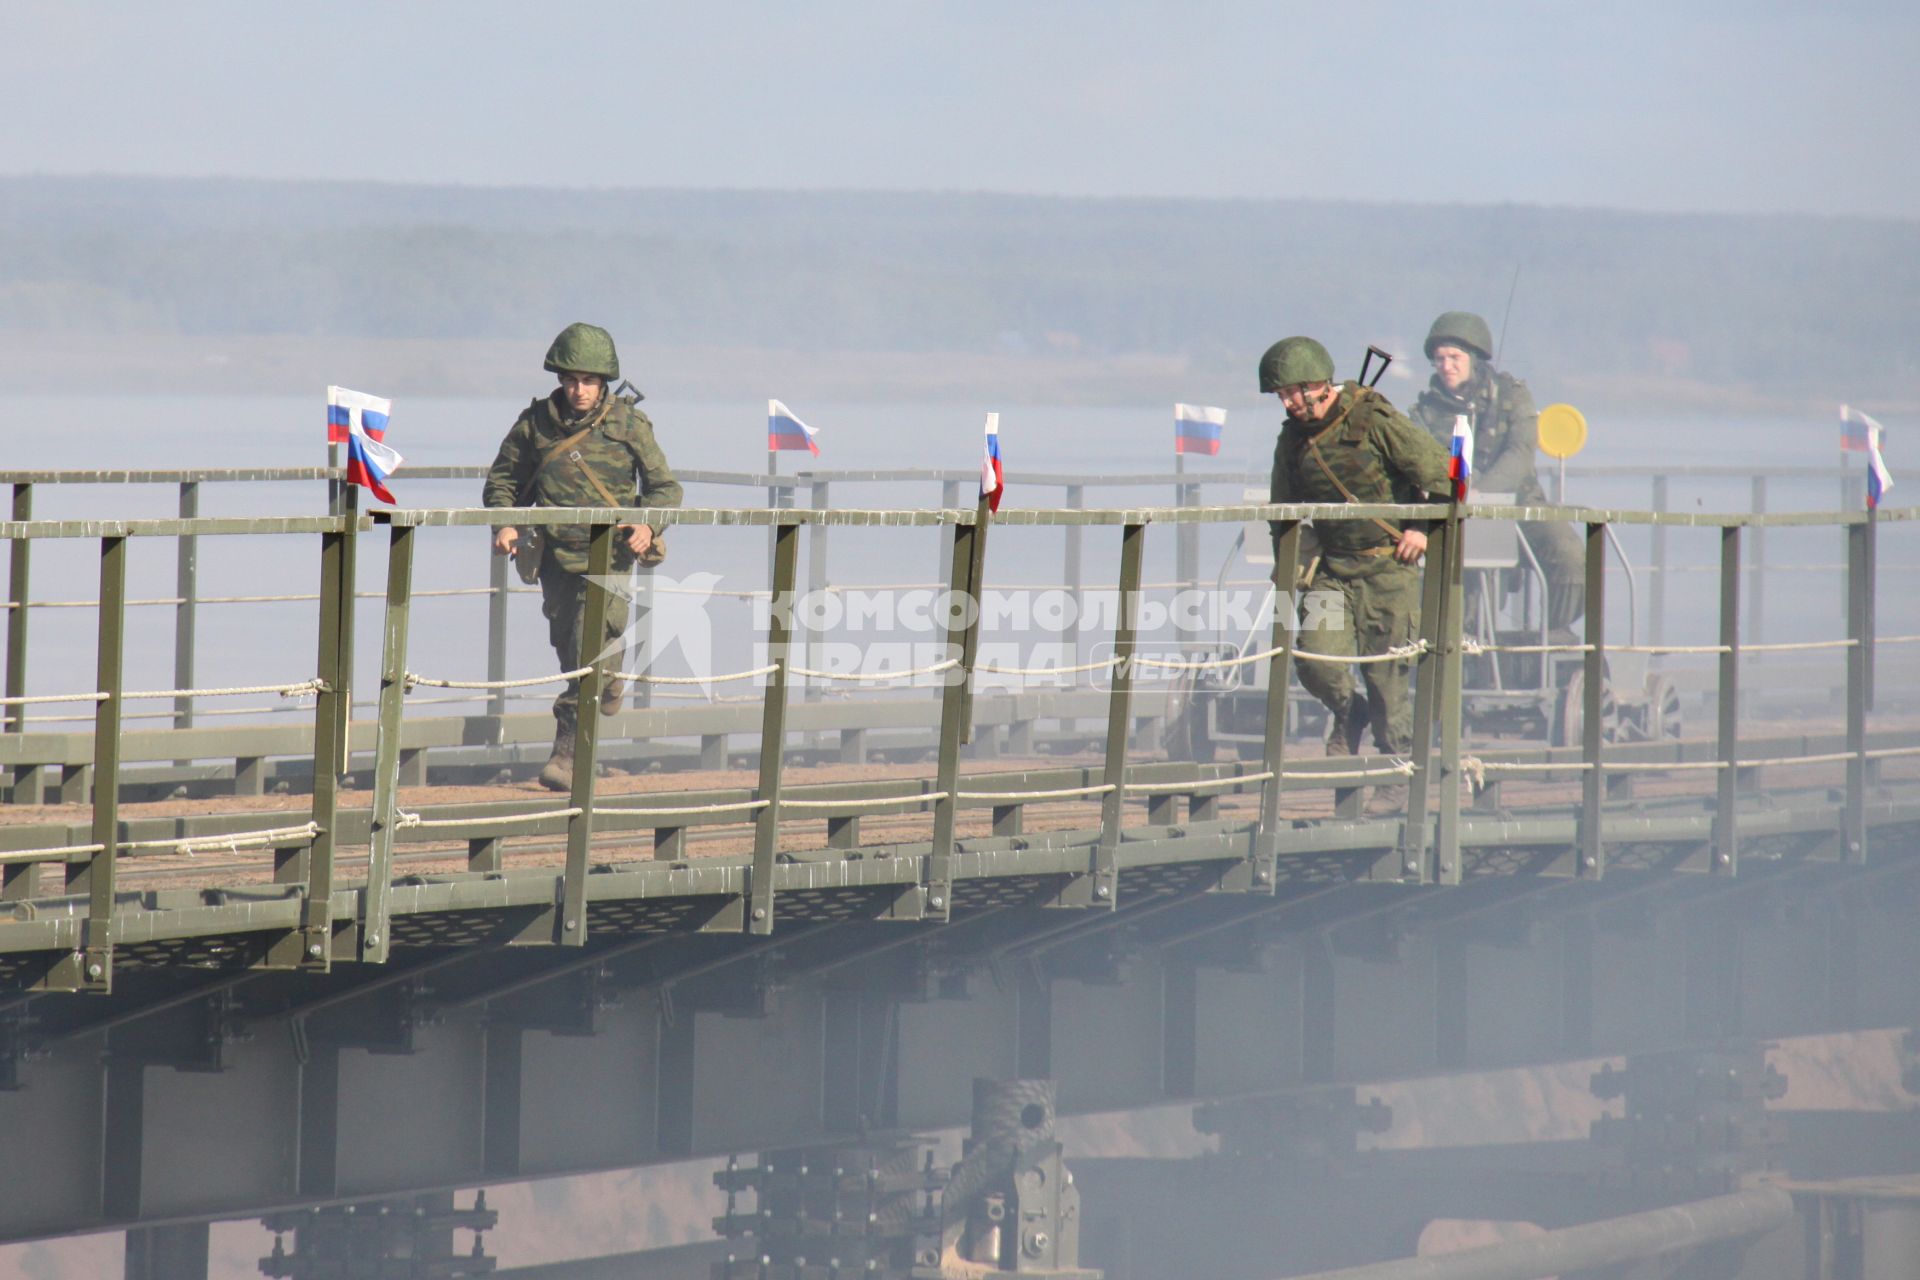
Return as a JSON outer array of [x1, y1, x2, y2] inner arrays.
[[1269, 383, 1452, 578], [1407, 367, 1545, 501], [483, 390, 683, 574]]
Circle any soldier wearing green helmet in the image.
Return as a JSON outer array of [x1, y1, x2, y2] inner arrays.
[[1262, 336, 1452, 816], [484, 323, 683, 790], [1406, 311, 1584, 631]]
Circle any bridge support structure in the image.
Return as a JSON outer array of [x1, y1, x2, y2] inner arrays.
[[1590, 1042, 1789, 1198], [258, 1191, 497, 1279]]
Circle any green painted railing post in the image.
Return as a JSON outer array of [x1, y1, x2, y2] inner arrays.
[[628, 567, 651, 712], [1579, 521, 1609, 878], [1714, 525, 1742, 874], [804, 478, 829, 704], [558, 522, 616, 946], [1402, 513, 1449, 883], [749, 521, 800, 935], [928, 514, 978, 922], [1864, 509, 1878, 709], [70, 534, 127, 992], [173, 481, 198, 732], [486, 542, 509, 722], [1433, 507, 1467, 883], [5, 483, 31, 806], [300, 521, 354, 969], [1247, 519, 1301, 893], [958, 500, 992, 745], [1086, 522, 1145, 911], [1064, 484, 1085, 724], [1844, 520, 1868, 864], [363, 523, 415, 963]]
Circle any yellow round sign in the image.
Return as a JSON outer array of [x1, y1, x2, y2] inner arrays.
[[1537, 403, 1589, 460]]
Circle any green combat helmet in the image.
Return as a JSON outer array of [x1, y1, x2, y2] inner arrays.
[[1423, 311, 1494, 362], [1258, 336, 1335, 393], [543, 322, 621, 379]]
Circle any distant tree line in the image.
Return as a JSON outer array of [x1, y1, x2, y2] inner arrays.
[[1, 177, 1915, 397]]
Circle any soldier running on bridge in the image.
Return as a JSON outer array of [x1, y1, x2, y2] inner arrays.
[[1262, 336, 1452, 816], [484, 324, 683, 791]]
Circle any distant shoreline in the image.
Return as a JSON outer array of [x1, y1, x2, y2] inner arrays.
[[3, 332, 1904, 417]]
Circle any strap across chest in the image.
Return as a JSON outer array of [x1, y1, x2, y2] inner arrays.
[[1298, 403, 1402, 542], [517, 408, 630, 510]]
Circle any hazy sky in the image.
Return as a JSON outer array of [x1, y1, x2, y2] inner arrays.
[[3, 0, 1915, 217]]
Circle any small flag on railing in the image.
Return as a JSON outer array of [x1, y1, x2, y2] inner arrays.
[[1173, 404, 1226, 456], [327, 386, 390, 444], [1841, 404, 1884, 454], [332, 387, 403, 504], [768, 400, 821, 455], [980, 413, 1005, 513], [1868, 421, 1894, 509], [1449, 413, 1474, 501]]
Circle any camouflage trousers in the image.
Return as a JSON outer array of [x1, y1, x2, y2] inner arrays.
[[1519, 520, 1586, 631], [539, 557, 630, 732], [1296, 560, 1423, 756]]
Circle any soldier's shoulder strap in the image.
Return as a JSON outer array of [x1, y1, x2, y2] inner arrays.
[[514, 421, 600, 506], [1301, 395, 1401, 542]]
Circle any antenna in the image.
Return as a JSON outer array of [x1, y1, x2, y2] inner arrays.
[[1495, 264, 1522, 365]]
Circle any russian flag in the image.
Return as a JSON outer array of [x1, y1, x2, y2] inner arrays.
[[1842, 404, 1885, 454], [1174, 403, 1226, 456], [980, 412, 1004, 514], [336, 388, 403, 503], [1868, 421, 1894, 509], [768, 400, 821, 455], [327, 386, 390, 444], [1449, 412, 1474, 501]]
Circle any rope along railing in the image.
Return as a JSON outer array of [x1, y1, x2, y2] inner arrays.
[[1465, 742, 1920, 784], [0, 821, 321, 865], [0, 494, 1911, 982], [1464, 638, 1874, 656], [974, 640, 1427, 680], [0, 676, 329, 706]]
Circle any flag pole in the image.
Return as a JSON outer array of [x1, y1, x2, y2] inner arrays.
[[1866, 484, 1879, 710], [959, 492, 992, 745], [766, 443, 780, 588]]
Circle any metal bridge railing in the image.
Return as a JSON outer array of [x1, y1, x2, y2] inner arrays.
[[0, 512, 357, 990], [0, 462, 1870, 750], [338, 499, 1909, 960], [0, 473, 1909, 989]]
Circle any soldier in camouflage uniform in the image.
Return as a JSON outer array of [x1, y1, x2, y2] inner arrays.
[[1262, 337, 1452, 816], [1406, 311, 1584, 632], [485, 323, 683, 790]]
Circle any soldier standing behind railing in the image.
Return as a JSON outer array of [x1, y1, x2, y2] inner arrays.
[[1406, 311, 1585, 635], [1262, 336, 1452, 816], [484, 323, 683, 791]]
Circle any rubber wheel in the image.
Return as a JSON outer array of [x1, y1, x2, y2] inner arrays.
[[1553, 669, 1619, 749], [1644, 675, 1682, 741]]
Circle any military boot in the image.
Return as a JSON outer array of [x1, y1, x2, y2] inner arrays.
[[598, 670, 627, 716], [1324, 694, 1371, 757], [1365, 782, 1409, 817], [538, 719, 577, 792]]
